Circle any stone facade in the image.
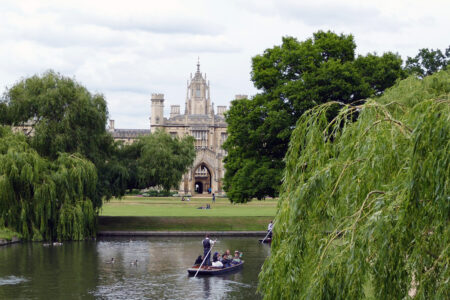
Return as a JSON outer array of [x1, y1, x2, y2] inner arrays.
[[110, 62, 244, 196]]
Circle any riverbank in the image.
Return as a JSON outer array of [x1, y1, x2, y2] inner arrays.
[[99, 216, 272, 232], [0, 227, 21, 246], [0, 237, 20, 246], [98, 230, 266, 236]]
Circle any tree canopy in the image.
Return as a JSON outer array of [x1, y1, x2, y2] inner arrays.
[[118, 130, 195, 191], [223, 31, 405, 203], [405, 46, 449, 77], [0, 126, 97, 241], [1, 71, 122, 208], [258, 70, 449, 299]]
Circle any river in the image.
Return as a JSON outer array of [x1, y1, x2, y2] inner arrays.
[[0, 236, 270, 299]]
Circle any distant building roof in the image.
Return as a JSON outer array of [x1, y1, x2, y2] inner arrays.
[[111, 129, 150, 139]]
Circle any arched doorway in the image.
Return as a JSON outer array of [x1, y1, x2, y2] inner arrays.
[[193, 164, 212, 194]]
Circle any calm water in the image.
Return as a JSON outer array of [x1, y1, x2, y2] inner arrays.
[[0, 237, 270, 299]]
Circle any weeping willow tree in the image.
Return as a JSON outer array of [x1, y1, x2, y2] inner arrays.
[[259, 70, 449, 299], [0, 126, 97, 241]]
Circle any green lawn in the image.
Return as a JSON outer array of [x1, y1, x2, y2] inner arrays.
[[100, 196, 277, 217]]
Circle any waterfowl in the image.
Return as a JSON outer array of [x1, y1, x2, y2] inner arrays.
[[106, 258, 115, 264]]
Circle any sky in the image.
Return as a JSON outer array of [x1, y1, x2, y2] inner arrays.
[[0, 0, 448, 129]]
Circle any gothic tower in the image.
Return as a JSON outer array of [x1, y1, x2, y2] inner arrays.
[[185, 59, 211, 115]]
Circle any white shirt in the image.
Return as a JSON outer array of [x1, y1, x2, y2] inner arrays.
[[212, 261, 223, 267], [268, 223, 273, 231]]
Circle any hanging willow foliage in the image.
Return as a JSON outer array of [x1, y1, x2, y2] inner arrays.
[[0, 126, 97, 241], [259, 70, 449, 299]]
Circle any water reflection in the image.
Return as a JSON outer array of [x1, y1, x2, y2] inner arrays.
[[0, 276, 28, 286], [0, 237, 270, 299]]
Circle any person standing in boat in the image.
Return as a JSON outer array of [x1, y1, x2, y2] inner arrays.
[[267, 220, 274, 239], [202, 234, 214, 266]]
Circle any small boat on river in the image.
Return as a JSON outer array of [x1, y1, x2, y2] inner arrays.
[[187, 261, 244, 276]]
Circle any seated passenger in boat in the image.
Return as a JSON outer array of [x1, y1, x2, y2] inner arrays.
[[221, 254, 231, 268], [224, 249, 232, 260], [211, 252, 223, 268], [231, 251, 242, 264], [194, 255, 203, 266]]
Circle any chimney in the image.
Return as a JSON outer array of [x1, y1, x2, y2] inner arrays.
[[109, 119, 115, 131], [234, 94, 248, 100], [170, 105, 180, 118], [217, 106, 227, 117]]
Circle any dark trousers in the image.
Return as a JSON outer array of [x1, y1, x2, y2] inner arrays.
[[203, 248, 211, 266]]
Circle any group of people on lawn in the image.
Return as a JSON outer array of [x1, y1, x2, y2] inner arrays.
[[194, 234, 242, 268]]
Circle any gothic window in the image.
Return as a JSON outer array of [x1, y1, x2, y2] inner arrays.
[[195, 166, 208, 177], [193, 130, 207, 140], [192, 130, 207, 148], [195, 85, 201, 97]]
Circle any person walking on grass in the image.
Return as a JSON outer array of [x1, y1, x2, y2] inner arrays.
[[212, 193, 215, 203]]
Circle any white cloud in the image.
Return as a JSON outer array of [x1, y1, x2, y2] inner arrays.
[[0, 0, 449, 128]]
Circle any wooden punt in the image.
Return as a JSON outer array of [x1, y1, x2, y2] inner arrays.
[[187, 261, 244, 276]]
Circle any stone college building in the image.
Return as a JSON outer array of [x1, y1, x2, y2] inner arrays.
[[109, 61, 246, 196]]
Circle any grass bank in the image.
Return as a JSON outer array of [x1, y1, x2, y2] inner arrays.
[[0, 227, 21, 241], [99, 196, 277, 231], [98, 216, 272, 231], [100, 196, 277, 217]]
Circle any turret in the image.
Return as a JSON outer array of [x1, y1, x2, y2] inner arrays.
[[150, 93, 164, 132]]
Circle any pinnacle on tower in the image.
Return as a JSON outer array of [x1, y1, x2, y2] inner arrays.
[[197, 57, 200, 73]]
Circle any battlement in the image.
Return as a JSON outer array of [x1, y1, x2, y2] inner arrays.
[[151, 93, 165, 101]]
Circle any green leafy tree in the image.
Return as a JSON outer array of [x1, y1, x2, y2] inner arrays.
[[0, 126, 97, 241], [119, 130, 195, 191], [137, 130, 195, 190], [405, 46, 449, 77], [224, 31, 404, 203], [258, 70, 449, 299], [1, 71, 122, 207]]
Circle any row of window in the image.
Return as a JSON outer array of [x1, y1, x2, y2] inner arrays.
[[170, 131, 228, 141]]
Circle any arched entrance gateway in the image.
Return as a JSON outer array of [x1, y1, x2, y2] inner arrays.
[[193, 164, 212, 194]]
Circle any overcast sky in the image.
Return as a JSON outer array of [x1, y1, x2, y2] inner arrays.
[[1, 0, 448, 128]]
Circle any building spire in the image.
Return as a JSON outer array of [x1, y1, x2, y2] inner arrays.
[[197, 57, 200, 73]]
